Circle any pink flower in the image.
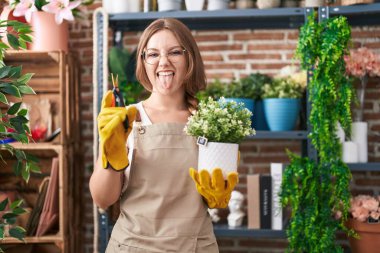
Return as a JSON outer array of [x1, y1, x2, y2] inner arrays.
[[42, 0, 81, 24], [344, 47, 380, 78], [12, 0, 38, 22], [350, 195, 380, 223]]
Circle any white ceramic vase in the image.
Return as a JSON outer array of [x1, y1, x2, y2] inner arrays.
[[342, 141, 359, 163], [198, 142, 239, 178], [103, 0, 140, 13], [158, 0, 182, 11], [352, 122, 368, 163], [207, 0, 230, 10], [256, 0, 281, 9], [185, 0, 205, 10]]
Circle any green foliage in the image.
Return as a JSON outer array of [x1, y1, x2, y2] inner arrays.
[[0, 20, 32, 64], [108, 46, 145, 105], [0, 20, 38, 247], [261, 77, 305, 99], [197, 73, 272, 101], [281, 14, 354, 252], [185, 97, 255, 143], [196, 79, 226, 101]]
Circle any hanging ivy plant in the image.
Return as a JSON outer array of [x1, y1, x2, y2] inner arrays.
[[280, 13, 355, 252]]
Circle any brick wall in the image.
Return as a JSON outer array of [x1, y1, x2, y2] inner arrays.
[[68, 3, 380, 252]]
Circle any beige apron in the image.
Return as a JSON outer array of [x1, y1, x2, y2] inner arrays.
[[106, 123, 218, 253]]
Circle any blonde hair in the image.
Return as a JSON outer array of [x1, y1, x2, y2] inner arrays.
[[136, 18, 206, 112]]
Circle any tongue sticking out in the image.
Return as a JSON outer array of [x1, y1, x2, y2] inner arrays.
[[158, 74, 174, 89]]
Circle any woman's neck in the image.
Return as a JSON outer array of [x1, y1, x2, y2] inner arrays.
[[144, 93, 187, 112]]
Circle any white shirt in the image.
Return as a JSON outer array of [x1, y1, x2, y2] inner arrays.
[[122, 102, 152, 192]]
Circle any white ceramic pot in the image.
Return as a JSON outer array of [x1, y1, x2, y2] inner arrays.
[[185, 0, 205, 11], [256, 0, 281, 9], [207, 0, 230, 10], [103, 0, 140, 13], [236, 0, 254, 9], [198, 142, 239, 178], [305, 0, 324, 7], [158, 0, 182, 11], [342, 141, 359, 163], [352, 121, 368, 163]]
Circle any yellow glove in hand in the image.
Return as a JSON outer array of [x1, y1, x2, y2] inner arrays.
[[97, 91, 137, 171], [189, 168, 238, 209]]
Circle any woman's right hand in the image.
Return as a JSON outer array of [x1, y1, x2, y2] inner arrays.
[[97, 91, 137, 171]]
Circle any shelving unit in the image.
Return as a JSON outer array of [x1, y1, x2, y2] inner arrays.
[[93, 3, 380, 251], [0, 51, 82, 253]]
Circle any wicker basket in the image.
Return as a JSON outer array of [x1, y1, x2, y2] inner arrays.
[[341, 0, 373, 5]]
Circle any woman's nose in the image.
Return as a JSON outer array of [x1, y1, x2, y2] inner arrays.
[[158, 54, 170, 66]]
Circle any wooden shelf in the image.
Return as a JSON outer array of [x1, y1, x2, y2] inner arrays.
[[1, 235, 63, 244]]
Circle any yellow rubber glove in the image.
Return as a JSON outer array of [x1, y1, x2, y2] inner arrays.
[[189, 168, 239, 209], [97, 91, 137, 171]]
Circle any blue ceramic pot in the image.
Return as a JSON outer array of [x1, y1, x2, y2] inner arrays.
[[263, 98, 301, 131]]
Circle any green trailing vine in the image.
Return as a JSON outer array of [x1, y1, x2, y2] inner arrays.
[[280, 13, 355, 252]]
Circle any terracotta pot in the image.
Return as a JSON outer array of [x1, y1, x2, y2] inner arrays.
[[347, 218, 380, 253], [29, 12, 68, 52]]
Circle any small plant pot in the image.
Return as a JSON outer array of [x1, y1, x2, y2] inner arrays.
[[347, 218, 380, 253], [253, 100, 269, 130], [263, 98, 300, 131], [256, 0, 281, 9], [158, 0, 182, 11], [198, 142, 239, 178], [352, 121, 368, 163], [207, 0, 230, 10], [185, 0, 205, 11]]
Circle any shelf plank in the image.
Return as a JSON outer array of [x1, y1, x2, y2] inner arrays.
[[109, 7, 305, 31], [329, 3, 380, 27], [8, 142, 63, 152], [1, 235, 63, 244], [348, 163, 380, 172], [214, 224, 286, 238], [247, 130, 308, 140]]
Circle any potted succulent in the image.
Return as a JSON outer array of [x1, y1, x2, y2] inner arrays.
[[184, 97, 255, 177], [261, 75, 305, 131], [346, 195, 380, 253]]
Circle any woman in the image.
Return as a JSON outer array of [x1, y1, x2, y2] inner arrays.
[[90, 18, 237, 253]]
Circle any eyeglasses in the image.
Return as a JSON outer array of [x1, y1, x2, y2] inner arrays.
[[142, 48, 187, 65]]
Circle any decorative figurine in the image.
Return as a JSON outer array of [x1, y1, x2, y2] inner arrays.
[[227, 191, 245, 227]]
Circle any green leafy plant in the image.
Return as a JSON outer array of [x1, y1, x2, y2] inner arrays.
[[197, 73, 272, 101], [196, 79, 227, 101], [185, 97, 255, 143], [280, 14, 355, 252], [108, 46, 145, 105], [261, 77, 305, 99], [239, 73, 272, 100], [0, 19, 38, 249]]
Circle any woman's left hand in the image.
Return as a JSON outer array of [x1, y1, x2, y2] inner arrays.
[[189, 168, 238, 209]]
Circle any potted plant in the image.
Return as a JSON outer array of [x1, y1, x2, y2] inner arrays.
[[261, 75, 305, 131], [239, 73, 272, 130], [0, 19, 38, 248], [346, 195, 380, 253], [344, 47, 380, 163], [7, 0, 94, 52], [280, 14, 354, 252], [196, 79, 227, 101], [184, 97, 255, 177]]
